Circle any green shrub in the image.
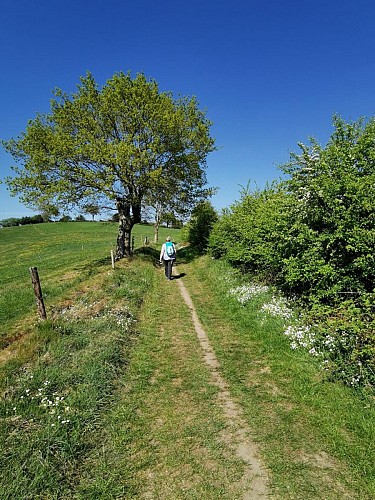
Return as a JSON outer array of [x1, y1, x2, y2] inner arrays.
[[185, 201, 218, 253], [209, 116, 375, 389], [209, 184, 292, 279]]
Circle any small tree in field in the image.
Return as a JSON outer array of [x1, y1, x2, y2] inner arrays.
[[2, 72, 215, 258], [83, 203, 100, 221], [146, 185, 214, 242], [36, 201, 60, 222]]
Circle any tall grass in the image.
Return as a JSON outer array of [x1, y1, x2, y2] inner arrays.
[[0, 254, 155, 498]]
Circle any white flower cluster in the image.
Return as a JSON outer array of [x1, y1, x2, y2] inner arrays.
[[12, 379, 71, 427], [228, 284, 269, 305], [283, 325, 318, 354], [350, 375, 362, 386], [261, 297, 293, 319], [58, 300, 101, 320], [101, 309, 135, 329], [321, 334, 336, 352], [58, 300, 135, 330]]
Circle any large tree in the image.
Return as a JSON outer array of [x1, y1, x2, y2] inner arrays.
[[2, 72, 215, 257]]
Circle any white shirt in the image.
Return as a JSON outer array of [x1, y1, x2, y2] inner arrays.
[[160, 241, 176, 261]]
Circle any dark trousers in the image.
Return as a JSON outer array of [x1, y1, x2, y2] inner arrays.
[[164, 259, 174, 279]]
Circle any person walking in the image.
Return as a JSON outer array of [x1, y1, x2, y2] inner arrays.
[[160, 236, 176, 280]]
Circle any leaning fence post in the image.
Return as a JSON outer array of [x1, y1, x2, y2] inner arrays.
[[111, 249, 115, 269], [29, 267, 47, 320]]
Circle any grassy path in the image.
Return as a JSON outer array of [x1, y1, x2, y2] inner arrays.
[[177, 256, 375, 499], [75, 259, 256, 498], [176, 269, 269, 498]]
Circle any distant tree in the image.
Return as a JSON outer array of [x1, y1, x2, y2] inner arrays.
[[3, 72, 215, 258], [35, 201, 59, 222], [0, 217, 19, 227], [0, 215, 43, 226], [59, 215, 72, 222], [29, 215, 43, 224], [162, 211, 181, 228], [83, 203, 100, 221], [75, 214, 86, 222], [145, 180, 215, 242]]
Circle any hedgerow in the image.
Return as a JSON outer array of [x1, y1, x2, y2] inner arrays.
[[209, 116, 375, 389]]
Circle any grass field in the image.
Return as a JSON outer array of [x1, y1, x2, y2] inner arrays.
[[1, 222, 374, 499], [0, 222, 180, 347]]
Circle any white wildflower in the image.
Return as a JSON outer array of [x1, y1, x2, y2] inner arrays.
[[284, 324, 318, 353], [228, 284, 269, 305], [262, 297, 293, 319]]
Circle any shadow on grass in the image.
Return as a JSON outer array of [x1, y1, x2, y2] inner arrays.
[[135, 244, 203, 265], [133, 246, 160, 266], [174, 245, 203, 264], [75, 256, 113, 275], [171, 272, 186, 280], [75, 245, 204, 275]]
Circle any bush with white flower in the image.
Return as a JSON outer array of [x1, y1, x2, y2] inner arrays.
[[228, 283, 269, 305], [225, 271, 374, 388]]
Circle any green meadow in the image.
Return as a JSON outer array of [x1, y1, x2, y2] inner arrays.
[[0, 222, 177, 347]]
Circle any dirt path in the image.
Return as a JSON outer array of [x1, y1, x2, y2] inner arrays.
[[176, 271, 270, 499]]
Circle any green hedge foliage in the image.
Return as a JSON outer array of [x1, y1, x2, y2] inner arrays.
[[184, 201, 218, 253], [209, 116, 375, 388]]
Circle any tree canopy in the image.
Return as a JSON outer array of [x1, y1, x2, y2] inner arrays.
[[3, 71, 215, 256]]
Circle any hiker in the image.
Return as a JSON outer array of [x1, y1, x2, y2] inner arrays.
[[160, 236, 176, 280]]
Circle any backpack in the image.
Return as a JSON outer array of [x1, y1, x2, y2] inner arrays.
[[165, 241, 174, 257]]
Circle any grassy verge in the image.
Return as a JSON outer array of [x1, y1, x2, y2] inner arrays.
[[0, 256, 154, 498], [178, 255, 375, 499]]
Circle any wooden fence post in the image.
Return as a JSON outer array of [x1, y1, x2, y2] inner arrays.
[[29, 267, 47, 320], [111, 249, 115, 269]]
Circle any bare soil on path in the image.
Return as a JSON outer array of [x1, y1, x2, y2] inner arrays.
[[176, 268, 270, 499]]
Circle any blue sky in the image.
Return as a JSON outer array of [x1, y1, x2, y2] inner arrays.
[[1, 0, 375, 218]]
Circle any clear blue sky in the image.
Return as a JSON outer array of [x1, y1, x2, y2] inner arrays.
[[1, 0, 375, 218]]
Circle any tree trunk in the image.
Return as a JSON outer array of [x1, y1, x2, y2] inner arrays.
[[115, 198, 141, 259], [116, 216, 132, 258], [154, 221, 159, 243], [154, 207, 162, 243], [154, 226, 159, 243]]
